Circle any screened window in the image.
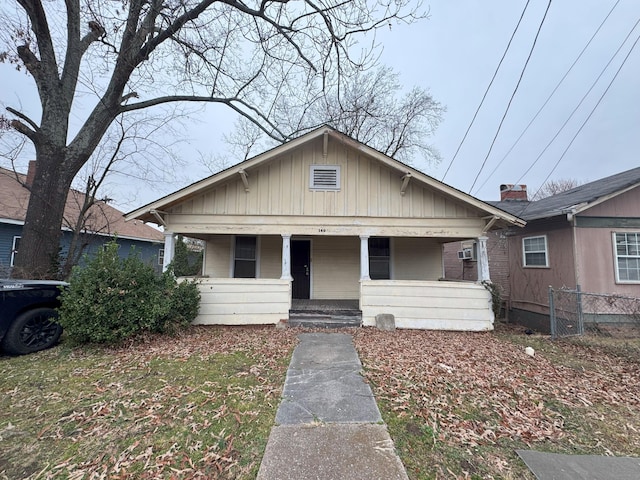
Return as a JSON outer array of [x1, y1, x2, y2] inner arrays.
[[310, 165, 340, 190], [614, 232, 640, 282], [523, 235, 548, 267], [234, 236, 257, 278], [369, 237, 390, 280], [10, 236, 20, 267]]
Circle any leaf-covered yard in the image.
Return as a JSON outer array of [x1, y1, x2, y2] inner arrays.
[[1, 324, 639, 479]]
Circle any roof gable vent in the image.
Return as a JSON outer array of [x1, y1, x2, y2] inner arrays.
[[310, 165, 340, 190]]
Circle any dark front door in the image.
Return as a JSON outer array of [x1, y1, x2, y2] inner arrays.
[[291, 240, 311, 299]]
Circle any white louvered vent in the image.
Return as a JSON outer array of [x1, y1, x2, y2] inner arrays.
[[310, 165, 340, 190]]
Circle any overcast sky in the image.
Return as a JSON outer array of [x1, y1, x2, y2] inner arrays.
[[1, 0, 638, 209]]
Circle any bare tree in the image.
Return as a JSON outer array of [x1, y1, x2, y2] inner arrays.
[[1, 0, 422, 278], [531, 178, 582, 201], [219, 66, 445, 168]]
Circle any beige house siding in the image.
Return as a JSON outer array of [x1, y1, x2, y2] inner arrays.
[[361, 280, 494, 330], [579, 186, 640, 217], [195, 278, 291, 325], [259, 235, 282, 279], [204, 235, 232, 277], [393, 237, 442, 280], [312, 236, 360, 299], [169, 138, 477, 221]]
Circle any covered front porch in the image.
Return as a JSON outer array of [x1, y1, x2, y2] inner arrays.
[[165, 232, 495, 330]]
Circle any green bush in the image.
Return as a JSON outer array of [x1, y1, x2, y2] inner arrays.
[[58, 241, 200, 344]]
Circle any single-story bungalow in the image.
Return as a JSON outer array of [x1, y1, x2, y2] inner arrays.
[[126, 126, 525, 330]]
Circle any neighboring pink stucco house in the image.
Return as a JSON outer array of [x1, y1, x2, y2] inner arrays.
[[445, 168, 640, 331]]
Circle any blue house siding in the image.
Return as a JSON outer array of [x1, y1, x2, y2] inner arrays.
[[0, 223, 23, 277], [0, 223, 163, 278]]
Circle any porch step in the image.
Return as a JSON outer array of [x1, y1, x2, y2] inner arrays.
[[288, 310, 362, 328]]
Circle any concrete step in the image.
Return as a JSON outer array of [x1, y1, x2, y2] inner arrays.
[[288, 311, 362, 328]]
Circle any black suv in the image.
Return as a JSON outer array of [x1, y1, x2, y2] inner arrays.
[[0, 280, 67, 355]]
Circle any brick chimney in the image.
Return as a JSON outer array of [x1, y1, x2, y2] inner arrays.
[[26, 160, 37, 187], [500, 184, 527, 201]]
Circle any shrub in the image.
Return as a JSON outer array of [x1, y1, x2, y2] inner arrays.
[[58, 241, 200, 344]]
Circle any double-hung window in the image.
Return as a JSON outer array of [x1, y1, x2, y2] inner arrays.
[[614, 232, 640, 282], [369, 237, 390, 280], [234, 236, 257, 278], [522, 235, 548, 267]]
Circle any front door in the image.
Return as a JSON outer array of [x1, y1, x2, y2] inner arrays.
[[291, 240, 311, 299]]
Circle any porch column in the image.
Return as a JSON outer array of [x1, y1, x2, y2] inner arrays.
[[360, 235, 371, 280], [477, 235, 490, 282], [163, 232, 175, 272], [281, 234, 293, 280]]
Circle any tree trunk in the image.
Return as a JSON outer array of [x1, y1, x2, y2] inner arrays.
[[12, 150, 74, 279]]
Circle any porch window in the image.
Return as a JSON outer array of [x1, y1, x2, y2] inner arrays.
[[369, 237, 390, 279], [234, 236, 257, 278], [10, 236, 20, 267], [523, 235, 548, 267], [614, 232, 640, 282]]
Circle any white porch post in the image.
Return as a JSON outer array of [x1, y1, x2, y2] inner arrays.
[[477, 235, 490, 282], [360, 235, 371, 280], [281, 234, 293, 280], [163, 232, 175, 272]]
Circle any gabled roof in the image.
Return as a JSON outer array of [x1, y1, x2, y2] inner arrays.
[[0, 167, 164, 243], [488, 166, 640, 221], [126, 125, 525, 228]]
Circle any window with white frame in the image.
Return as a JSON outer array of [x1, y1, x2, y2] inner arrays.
[[158, 248, 165, 266], [522, 235, 548, 267], [234, 236, 257, 278], [310, 165, 340, 190], [614, 232, 640, 282], [10, 236, 20, 267]]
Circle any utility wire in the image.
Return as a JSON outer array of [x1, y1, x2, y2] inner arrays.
[[474, 0, 621, 193], [514, 16, 640, 184], [440, 0, 532, 182], [521, 29, 640, 214], [469, 0, 553, 194]]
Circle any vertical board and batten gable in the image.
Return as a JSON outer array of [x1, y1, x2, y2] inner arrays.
[[168, 136, 479, 222]]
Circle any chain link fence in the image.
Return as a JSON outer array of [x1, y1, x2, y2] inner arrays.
[[549, 286, 640, 339]]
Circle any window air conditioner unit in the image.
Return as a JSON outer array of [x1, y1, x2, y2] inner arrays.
[[458, 248, 473, 260]]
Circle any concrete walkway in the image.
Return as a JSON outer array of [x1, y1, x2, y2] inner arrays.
[[257, 333, 408, 480]]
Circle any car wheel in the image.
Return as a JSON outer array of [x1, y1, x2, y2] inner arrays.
[[1, 308, 63, 355]]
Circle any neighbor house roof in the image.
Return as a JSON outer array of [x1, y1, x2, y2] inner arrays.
[[126, 125, 526, 228], [0, 167, 164, 243], [487, 166, 640, 221]]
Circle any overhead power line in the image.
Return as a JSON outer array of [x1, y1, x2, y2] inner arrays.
[[514, 15, 640, 185], [522, 29, 640, 213], [469, 0, 553, 194], [474, 0, 621, 193], [440, 0, 532, 182]]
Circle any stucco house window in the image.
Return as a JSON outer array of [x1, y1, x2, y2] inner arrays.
[[310, 165, 340, 190], [10, 236, 20, 267], [234, 236, 257, 278], [369, 237, 391, 279], [614, 232, 640, 282], [522, 235, 548, 267]]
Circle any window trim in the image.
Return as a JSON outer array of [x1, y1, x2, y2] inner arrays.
[[158, 248, 165, 266], [10, 236, 20, 267], [613, 232, 640, 284], [309, 165, 341, 191], [232, 235, 260, 278], [522, 235, 548, 268]]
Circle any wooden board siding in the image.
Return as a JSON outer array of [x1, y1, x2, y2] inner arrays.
[[312, 236, 360, 299], [393, 237, 442, 280], [168, 137, 479, 227], [259, 235, 282, 279], [204, 235, 232, 277], [360, 280, 494, 330], [194, 278, 291, 325]]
